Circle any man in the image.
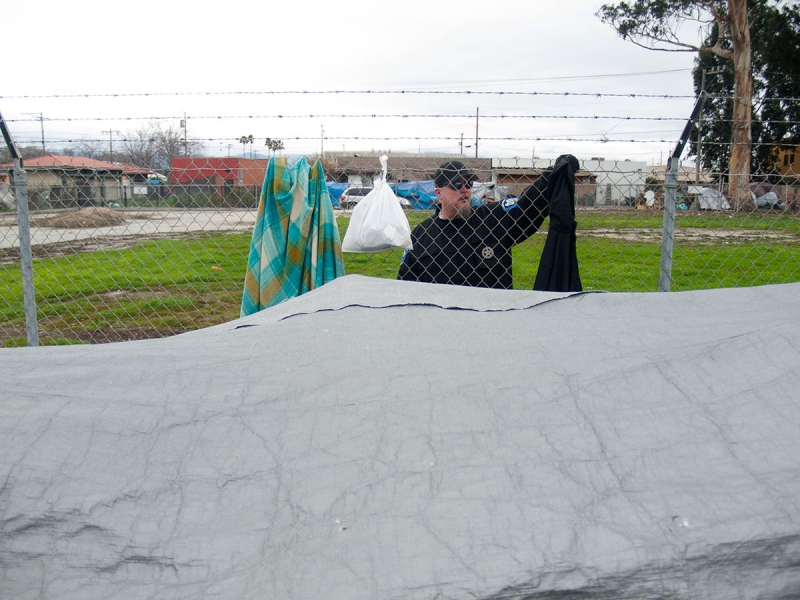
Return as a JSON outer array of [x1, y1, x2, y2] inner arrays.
[[398, 159, 565, 289]]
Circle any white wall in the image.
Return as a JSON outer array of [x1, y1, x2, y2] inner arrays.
[[492, 157, 646, 206], [584, 159, 646, 206]]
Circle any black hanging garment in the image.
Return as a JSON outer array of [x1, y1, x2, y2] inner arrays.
[[533, 154, 582, 292]]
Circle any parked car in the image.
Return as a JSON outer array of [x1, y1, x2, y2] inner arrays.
[[339, 186, 412, 210], [339, 186, 372, 210]]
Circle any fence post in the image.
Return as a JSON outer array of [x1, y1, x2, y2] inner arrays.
[[1, 111, 40, 346], [659, 158, 679, 292], [659, 90, 707, 293], [12, 159, 39, 346]]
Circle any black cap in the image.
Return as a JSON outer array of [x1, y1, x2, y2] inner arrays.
[[433, 160, 477, 188]]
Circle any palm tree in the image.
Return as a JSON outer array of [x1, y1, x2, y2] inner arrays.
[[264, 137, 284, 157], [239, 134, 254, 158]]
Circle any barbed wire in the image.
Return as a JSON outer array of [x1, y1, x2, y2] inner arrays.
[[8, 114, 692, 123], [10, 114, 799, 126], [13, 135, 792, 147], [0, 90, 696, 100], [5, 90, 797, 103]]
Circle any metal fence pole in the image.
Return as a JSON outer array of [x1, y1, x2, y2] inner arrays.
[[1, 111, 40, 346], [659, 91, 707, 293], [659, 158, 679, 292], [12, 160, 39, 346]]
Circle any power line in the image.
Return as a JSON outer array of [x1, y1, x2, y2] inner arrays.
[[406, 68, 694, 86], [9, 113, 693, 123], [0, 89, 697, 100]]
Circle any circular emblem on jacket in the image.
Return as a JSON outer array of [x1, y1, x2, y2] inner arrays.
[[482, 246, 495, 259]]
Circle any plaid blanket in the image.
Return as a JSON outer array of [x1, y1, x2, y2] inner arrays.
[[241, 157, 344, 315]]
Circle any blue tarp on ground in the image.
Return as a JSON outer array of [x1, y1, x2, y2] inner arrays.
[[326, 182, 348, 208], [392, 180, 490, 209], [328, 180, 497, 210], [391, 180, 438, 209], [328, 180, 439, 210]]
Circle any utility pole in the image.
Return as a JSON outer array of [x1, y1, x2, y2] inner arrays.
[[102, 130, 121, 162], [460, 132, 464, 154], [474, 108, 479, 159], [180, 113, 188, 157], [696, 68, 724, 186], [24, 112, 45, 154], [320, 125, 324, 159]]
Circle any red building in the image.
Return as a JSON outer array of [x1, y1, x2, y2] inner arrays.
[[170, 157, 270, 197]]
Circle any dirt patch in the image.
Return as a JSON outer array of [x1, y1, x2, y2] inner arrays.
[[0, 230, 219, 265], [578, 227, 798, 243], [34, 207, 130, 228]]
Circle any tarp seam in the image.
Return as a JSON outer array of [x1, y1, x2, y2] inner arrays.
[[232, 291, 602, 328]]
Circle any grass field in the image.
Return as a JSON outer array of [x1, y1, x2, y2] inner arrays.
[[1, 209, 798, 346]]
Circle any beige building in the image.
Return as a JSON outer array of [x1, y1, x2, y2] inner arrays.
[[493, 158, 597, 204], [0, 154, 150, 208], [646, 164, 715, 186], [321, 152, 492, 185], [771, 143, 799, 179]]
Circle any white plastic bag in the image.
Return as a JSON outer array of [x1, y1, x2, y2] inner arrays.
[[341, 155, 413, 253]]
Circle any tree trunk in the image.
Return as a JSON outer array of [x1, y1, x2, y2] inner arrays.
[[728, 0, 754, 211]]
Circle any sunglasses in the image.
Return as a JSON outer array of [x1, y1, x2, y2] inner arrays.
[[447, 179, 473, 191]]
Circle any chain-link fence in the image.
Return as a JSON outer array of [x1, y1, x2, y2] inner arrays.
[[2, 108, 799, 346]]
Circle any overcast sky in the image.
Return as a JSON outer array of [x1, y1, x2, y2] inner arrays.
[[2, 0, 705, 164]]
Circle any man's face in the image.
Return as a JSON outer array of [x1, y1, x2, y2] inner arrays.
[[437, 178, 473, 219]]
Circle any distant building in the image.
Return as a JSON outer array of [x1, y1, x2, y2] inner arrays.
[[322, 152, 492, 186], [492, 158, 597, 205], [0, 154, 151, 208], [170, 157, 270, 196], [770, 142, 798, 180], [647, 164, 715, 186]]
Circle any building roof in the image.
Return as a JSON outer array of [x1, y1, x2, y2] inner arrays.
[[1, 154, 149, 176], [325, 154, 493, 181], [647, 164, 715, 184]]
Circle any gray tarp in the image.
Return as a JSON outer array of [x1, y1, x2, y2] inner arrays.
[[697, 188, 731, 210], [2, 275, 799, 599]]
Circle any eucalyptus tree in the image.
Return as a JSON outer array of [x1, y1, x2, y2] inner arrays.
[[598, 0, 755, 208]]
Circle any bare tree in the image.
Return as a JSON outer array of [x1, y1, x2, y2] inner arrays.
[[119, 126, 160, 170], [68, 139, 110, 161], [0, 145, 47, 163], [598, 0, 754, 209], [117, 122, 205, 171]]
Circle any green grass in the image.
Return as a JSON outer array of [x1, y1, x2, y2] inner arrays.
[[0, 233, 251, 345], [576, 209, 800, 234], [0, 209, 798, 346]]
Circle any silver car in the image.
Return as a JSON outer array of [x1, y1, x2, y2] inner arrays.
[[339, 186, 372, 210], [339, 186, 412, 210]]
